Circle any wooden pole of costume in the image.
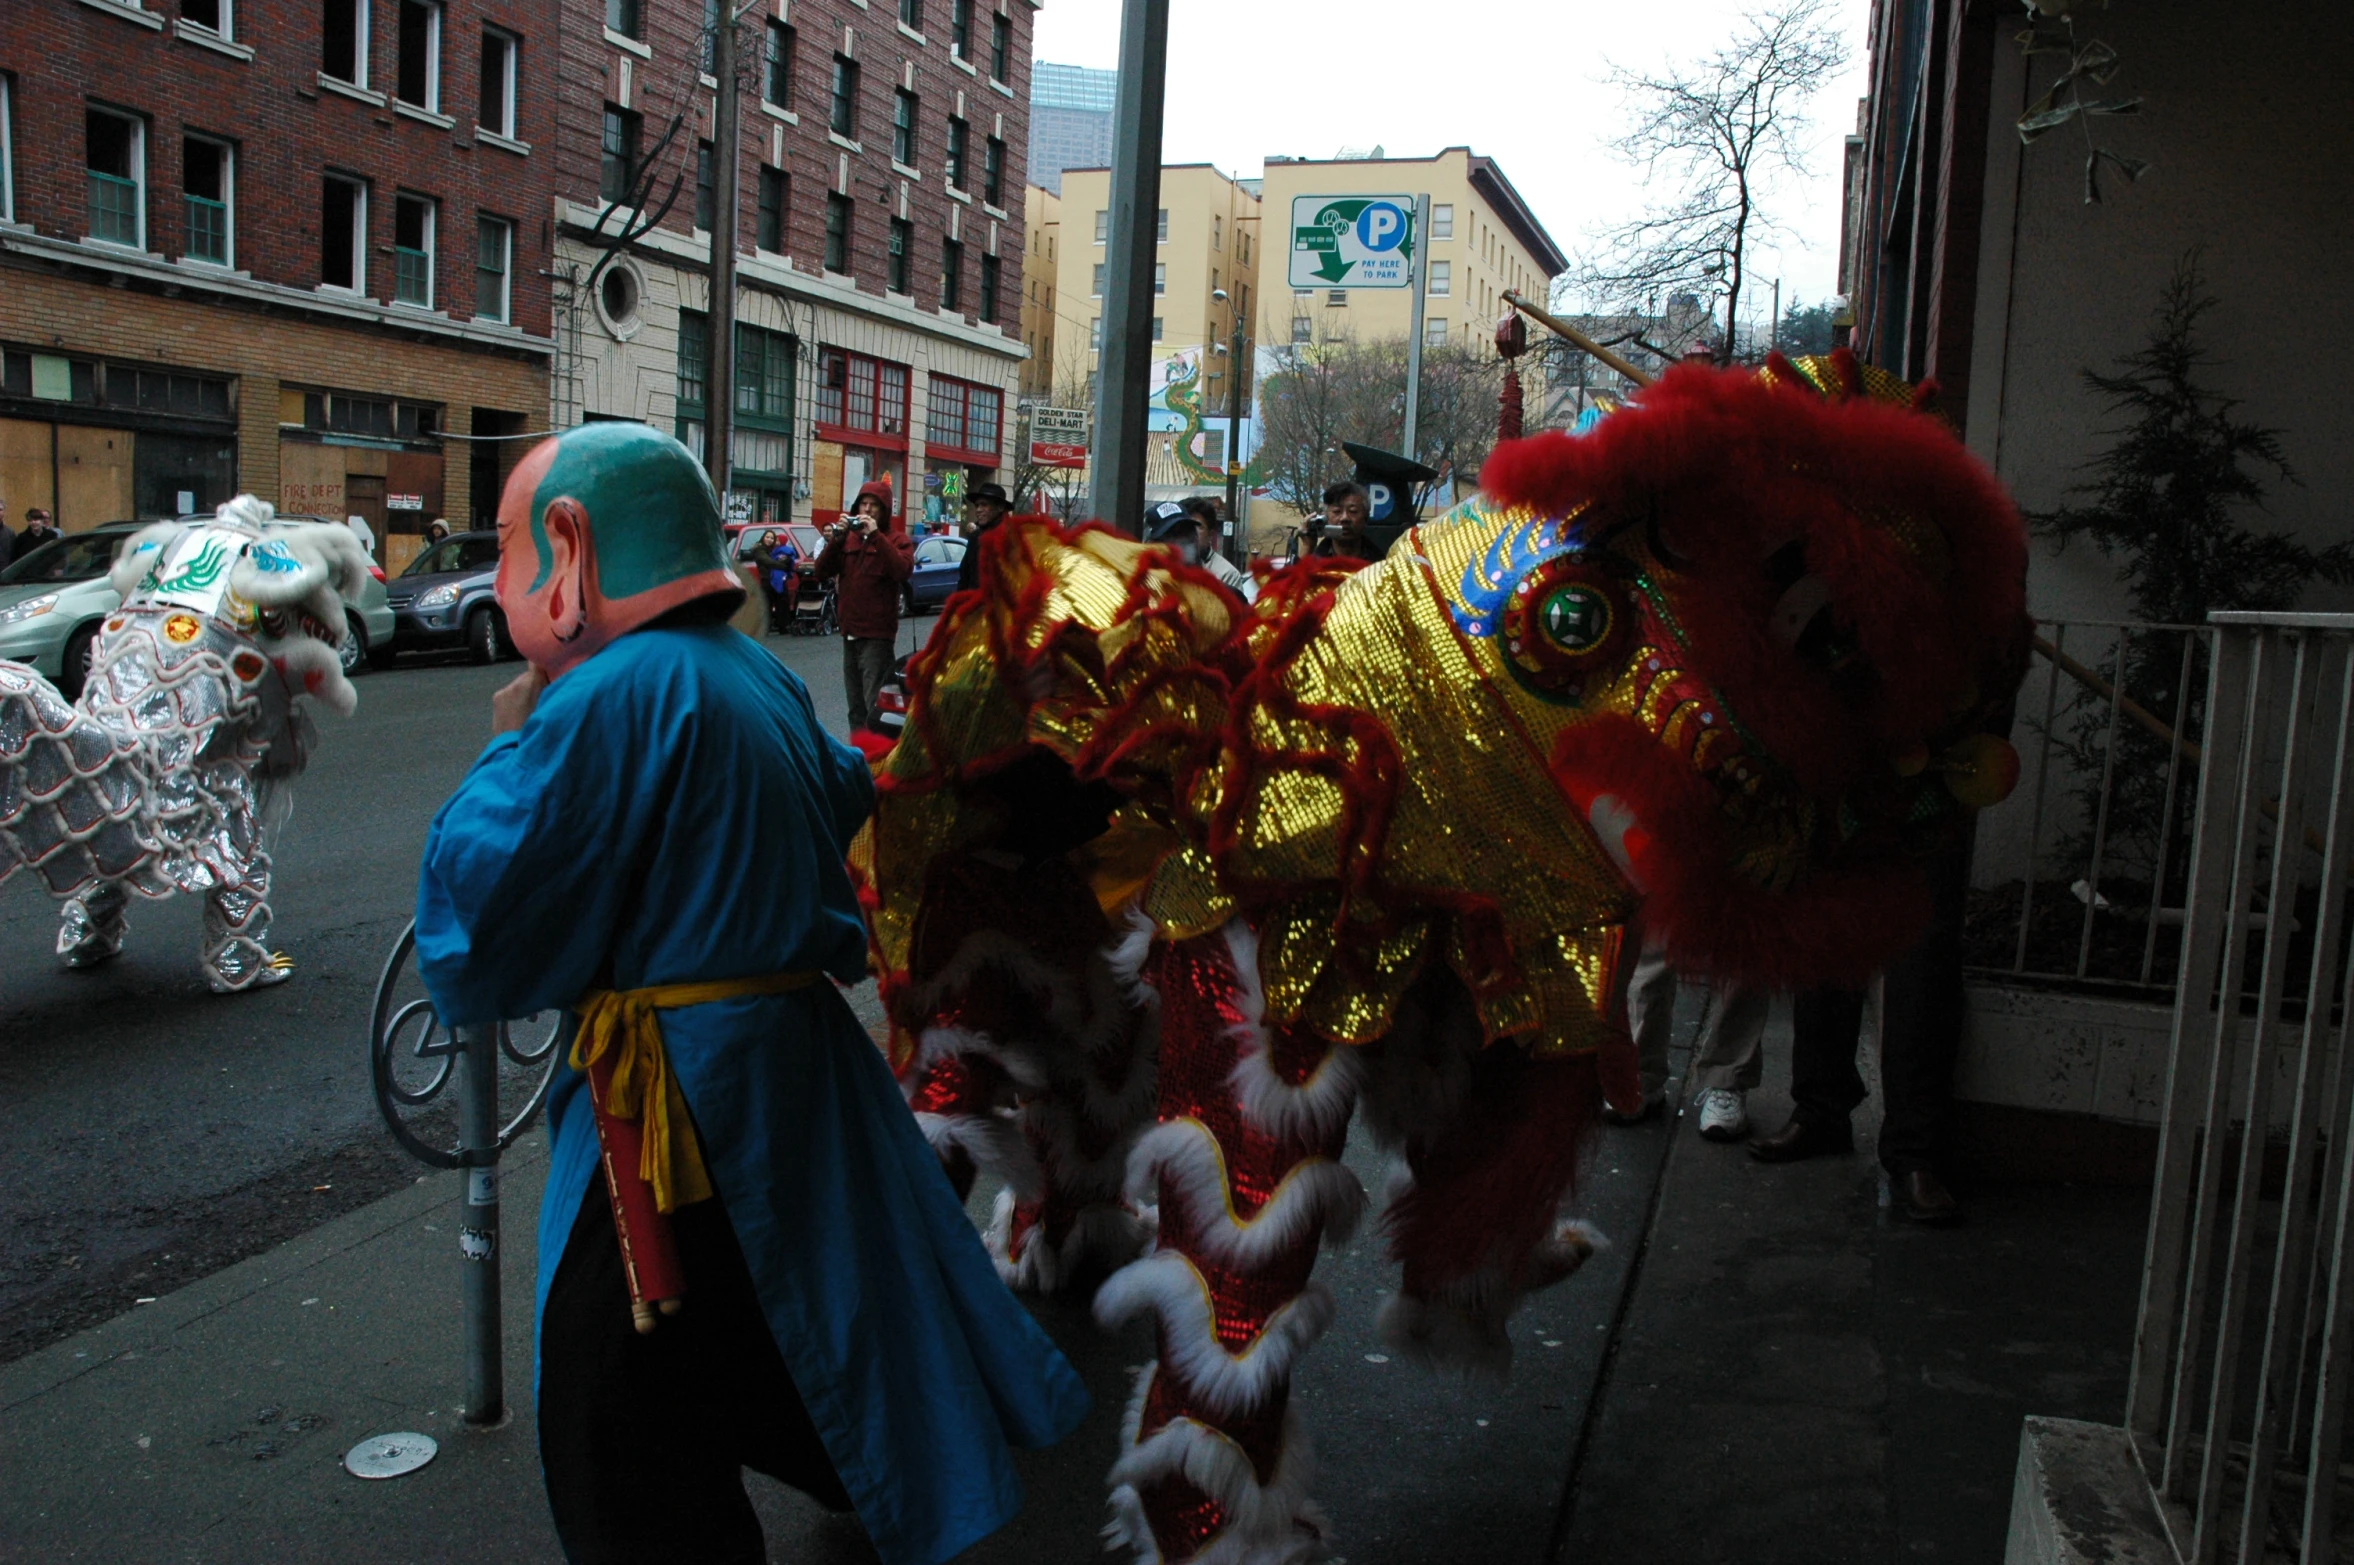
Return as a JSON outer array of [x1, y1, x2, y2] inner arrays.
[[1502, 290, 1658, 389]]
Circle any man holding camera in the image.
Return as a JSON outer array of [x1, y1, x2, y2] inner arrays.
[[814, 479, 914, 733], [1301, 480, 1378, 562]]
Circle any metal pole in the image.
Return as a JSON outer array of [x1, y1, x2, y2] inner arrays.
[[706, 2, 743, 505], [457, 1023, 503, 1424], [1090, 0, 1169, 532], [1401, 192, 1429, 463], [1224, 316, 1244, 565], [1770, 277, 1780, 357]]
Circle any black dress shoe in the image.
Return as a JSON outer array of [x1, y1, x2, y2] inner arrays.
[[1601, 1093, 1665, 1127], [1896, 1168, 1964, 1226], [1747, 1116, 1854, 1163]]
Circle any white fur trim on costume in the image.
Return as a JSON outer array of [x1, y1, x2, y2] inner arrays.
[[1214, 920, 1362, 1145], [913, 1109, 1044, 1203], [1125, 1119, 1366, 1267], [986, 1186, 1153, 1293], [911, 1021, 1051, 1090], [1373, 1219, 1607, 1379], [1102, 1366, 1327, 1565], [1106, 904, 1162, 1008], [1094, 1251, 1335, 1419]]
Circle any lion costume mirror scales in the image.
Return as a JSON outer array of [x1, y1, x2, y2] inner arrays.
[[858, 357, 2030, 1563], [0, 498, 370, 992]]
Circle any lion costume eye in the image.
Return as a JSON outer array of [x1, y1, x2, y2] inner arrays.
[[1500, 558, 1632, 702]]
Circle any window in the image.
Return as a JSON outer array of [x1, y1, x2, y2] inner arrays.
[[1431, 203, 1453, 240], [184, 0, 229, 36], [944, 116, 967, 189], [1212, 215, 1221, 250], [892, 89, 917, 165], [982, 135, 1003, 205], [929, 376, 1000, 458], [397, 0, 441, 112], [393, 193, 434, 306], [478, 28, 517, 137], [475, 214, 511, 322], [1291, 315, 1311, 344], [813, 348, 908, 437], [735, 323, 793, 421], [1089, 316, 1101, 351], [830, 55, 858, 139], [950, 0, 970, 54], [1156, 207, 1168, 242], [295, 389, 436, 439], [694, 139, 713, 230], [0, 78, 12, 224], [988, 10, 1008, 79], [939, 236, 962, 310], [1093, 208, 1107, 244], [1240, 230, 1250, 263], [763, 23, 795, 108], [182, 136, 232, 266], [979, 254, 999, 322], [1429, 259, 1450, 296], [887, 216, 911, 292], [1211, 268, 1219, 292], [1327, 288, 1347, 307], [1152, 262, 1165, 295], [1425, 317, 1447, 348], [85, 110, 145, 249], [699, 0, 718, 74], [1239, 283, 1249, 320], [600, 106, 639, 204], [324, 0, 368, 83], [1151, 316, 1163, 341], [757, 167, 786, 252], [677, 307, 707, 410], [1090, 262, 1103, 297], [321, 174, 365, 290], [605, 0, 638, 39], [824, 191, 851, 271]]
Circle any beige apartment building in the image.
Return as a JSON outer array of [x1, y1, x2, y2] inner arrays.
[[1019, 186, 1063, 400], [1052, 164, 1263, 417], [1254, 148, 1566, 355]]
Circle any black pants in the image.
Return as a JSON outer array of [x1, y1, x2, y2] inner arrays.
[[541, 1181, 852, 1565], [841, 633, 896, 732], [1787, 848, 1969, 1178]]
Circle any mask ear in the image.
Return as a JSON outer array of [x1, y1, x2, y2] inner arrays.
[[542, 498, 591, 644]]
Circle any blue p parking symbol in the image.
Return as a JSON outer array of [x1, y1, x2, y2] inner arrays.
[[1356, 203, 1407, 253]]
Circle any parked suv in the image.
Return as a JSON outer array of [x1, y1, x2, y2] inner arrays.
[[387, 531, 508, 662]]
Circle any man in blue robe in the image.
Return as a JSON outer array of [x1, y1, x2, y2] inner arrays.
[[413, 422, 1087, 1565]]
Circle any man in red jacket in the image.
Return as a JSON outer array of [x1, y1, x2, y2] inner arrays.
[[814, 479, 914, 733]]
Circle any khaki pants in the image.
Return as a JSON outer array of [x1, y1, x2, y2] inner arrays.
[[1625, 936, 1768, 1102]]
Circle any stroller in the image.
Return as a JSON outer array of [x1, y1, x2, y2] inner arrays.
[[793, 577, 838, 636]]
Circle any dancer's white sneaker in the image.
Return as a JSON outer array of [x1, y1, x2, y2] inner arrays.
[[1696, 1088, 1749, 1142]]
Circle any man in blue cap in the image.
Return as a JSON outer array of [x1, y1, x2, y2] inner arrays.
[[414, 423, 1087, 1565]]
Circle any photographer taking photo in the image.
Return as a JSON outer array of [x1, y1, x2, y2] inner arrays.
[[814, 479, 914, 733]]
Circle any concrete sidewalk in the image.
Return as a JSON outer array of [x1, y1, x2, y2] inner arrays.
[[0, 993, 2148, 1565]]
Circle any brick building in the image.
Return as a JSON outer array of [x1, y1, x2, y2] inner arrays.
[[0, 0, 559, 571], [552, 0, 1033, 531]]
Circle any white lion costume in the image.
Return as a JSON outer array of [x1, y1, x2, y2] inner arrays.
[[0, 496, 371, 991]]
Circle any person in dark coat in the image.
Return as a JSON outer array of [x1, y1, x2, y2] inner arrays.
[[12, 509, 60, 564], [955, 483, 1011, 597], [814, 480, 914, 732]]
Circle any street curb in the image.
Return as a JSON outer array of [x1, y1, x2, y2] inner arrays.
[[0, 1135, 548, 1415]]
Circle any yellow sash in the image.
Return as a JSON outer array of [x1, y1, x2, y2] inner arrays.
[[570, 970, 823, 1213]]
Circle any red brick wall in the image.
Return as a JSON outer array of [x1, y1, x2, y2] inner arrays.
[[554, 0, 1031, 334], [1, 0, 561, 335]]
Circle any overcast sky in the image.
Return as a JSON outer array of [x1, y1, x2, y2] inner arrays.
[[1030, 0, 1872, 327]]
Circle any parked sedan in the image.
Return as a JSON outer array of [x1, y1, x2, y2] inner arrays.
[[904, 533, 966, 616], [386, 531, 508, 662], [0, 523, 145, 699]]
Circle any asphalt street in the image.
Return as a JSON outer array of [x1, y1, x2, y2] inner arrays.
[[0, 615, 932, 1364]]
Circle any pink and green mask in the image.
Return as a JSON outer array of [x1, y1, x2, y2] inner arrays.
[[495, 423, 742, 679]]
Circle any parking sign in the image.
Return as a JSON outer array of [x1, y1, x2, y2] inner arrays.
[[1288, 195, 1418, 290]]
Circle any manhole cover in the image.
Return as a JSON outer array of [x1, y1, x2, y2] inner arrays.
[[343, 1432, 438, 1479]]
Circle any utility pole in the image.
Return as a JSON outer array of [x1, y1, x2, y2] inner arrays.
[[1769, 276, 1781, 358], [705, 2, 743, 507], [1223, 312, 1246, 565], [1400, 193, 1430, 464], [1089, 0, 1169, 533]]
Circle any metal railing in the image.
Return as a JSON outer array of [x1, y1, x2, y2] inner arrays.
[[2127, 612, 2354, 1562], [1970, 618, 2215, 995]]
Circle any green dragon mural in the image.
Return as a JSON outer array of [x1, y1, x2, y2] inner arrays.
[[1159, 355, 1271, 487]]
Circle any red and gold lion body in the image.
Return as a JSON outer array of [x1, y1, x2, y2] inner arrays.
[[856, 356, 2029, 1562]]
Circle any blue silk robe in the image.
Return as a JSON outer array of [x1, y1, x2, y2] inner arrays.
[[414, 624, 1088, 1565]]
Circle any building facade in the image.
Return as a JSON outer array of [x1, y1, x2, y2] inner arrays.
[[1253, 149, 1564, 358], [549, 0, 1032, 531], [0, 0, 558, 569], [1017, 181, 1059, 399], [1024, 61, 1110, 197]]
